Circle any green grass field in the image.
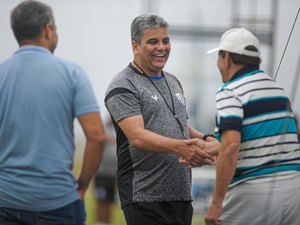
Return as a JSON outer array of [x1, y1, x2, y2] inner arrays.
[[84, 188, 126, 225]]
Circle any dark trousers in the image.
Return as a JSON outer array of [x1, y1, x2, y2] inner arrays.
[[123, 201, 193, 225], [0, 200, 86, 225]]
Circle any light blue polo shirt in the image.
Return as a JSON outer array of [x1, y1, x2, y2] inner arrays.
[[0, 46, 99, 211]]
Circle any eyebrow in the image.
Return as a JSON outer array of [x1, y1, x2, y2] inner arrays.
[[147, 37, 170, 42]]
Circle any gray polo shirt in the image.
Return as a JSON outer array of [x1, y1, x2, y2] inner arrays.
[[105, 64, 192, 208]]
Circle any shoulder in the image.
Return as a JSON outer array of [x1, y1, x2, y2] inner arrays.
[[50, 56, 93, 85], [163, 71, 184, 92], [106, 65, 145, 93], [164, 71, 182, 84], [52, 56, 84, 73], [0, 57, 12, 68], [163, 71, 179, 81], [105, 66, 137, 101]]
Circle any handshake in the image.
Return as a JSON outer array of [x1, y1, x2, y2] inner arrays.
[[177, 137, 221, 168]]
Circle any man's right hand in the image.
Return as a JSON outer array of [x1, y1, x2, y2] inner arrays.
[[178, 138, 215, 167]]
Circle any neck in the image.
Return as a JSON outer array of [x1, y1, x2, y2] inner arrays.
[[228, 64, 244, 80], [132, 61, 145, 74], [20, 40, 53, 52], [20, 40, 39, 46], [132, 61, 161, 77]]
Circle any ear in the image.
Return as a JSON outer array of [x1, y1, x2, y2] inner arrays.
[[131, 40, 139, 55], [43, 23, 52, 40], [44, 23, 56, 41], [224, 52, 232, 69]]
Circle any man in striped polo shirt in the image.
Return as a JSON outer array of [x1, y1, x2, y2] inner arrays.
[[205, 28, 300, 225]]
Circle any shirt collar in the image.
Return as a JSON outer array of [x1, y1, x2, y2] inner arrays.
[[230, 65, 260, 81], [128, 63, 164, 80], [13, 46, 52, 55]]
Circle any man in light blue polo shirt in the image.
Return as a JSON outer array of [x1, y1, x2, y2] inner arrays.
[[0, 1, 105, 224]]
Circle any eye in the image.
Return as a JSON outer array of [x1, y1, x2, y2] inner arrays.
[[163, 38, 170, 45], [148, 39, 158, 45]]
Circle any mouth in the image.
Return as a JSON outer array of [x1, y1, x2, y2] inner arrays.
[[153, 54, 166, 60]]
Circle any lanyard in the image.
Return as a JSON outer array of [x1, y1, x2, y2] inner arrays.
[[131, 61, 186, 136]]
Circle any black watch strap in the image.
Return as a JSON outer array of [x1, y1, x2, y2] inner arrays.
[[203, 133, 215, 141]]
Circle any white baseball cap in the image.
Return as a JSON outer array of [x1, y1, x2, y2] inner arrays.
[[207, 27, 261, 57]]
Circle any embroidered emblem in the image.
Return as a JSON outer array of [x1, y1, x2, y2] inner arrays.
[[175, 93, 186, 105], [151, 95, 158, 101]]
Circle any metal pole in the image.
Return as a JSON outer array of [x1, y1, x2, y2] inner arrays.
[[290, 52, 300, 106], [270, 0, 278, 76]]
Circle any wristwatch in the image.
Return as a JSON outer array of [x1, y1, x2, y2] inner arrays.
[[203, 133, 215, 141]]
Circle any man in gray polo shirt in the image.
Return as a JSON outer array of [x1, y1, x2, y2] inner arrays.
[[105, 14, 219, 225]]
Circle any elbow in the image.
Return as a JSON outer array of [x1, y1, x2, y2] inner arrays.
[[129, 137, 139, 148], [87, 131, 106, 145], [128, 135, 143, 149], [98, 133, 106, 145], [97, 133, 106, 145], [223, 143, 240, 157]]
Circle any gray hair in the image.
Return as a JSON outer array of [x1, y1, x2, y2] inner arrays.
[[10, 0, 55, 44], [131, 14, 169, 44]]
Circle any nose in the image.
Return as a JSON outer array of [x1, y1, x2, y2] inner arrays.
[[157, 41, 166, 51]]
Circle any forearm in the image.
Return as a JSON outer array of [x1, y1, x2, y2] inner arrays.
[[188, 125, 205, 139], [130, 128, 187, 154], [77, 139, 104, 195], [131, 128, 214, 167], [77, 112, 105, 197], [119, 115, 213, 165], [211, 143, 239, 206]]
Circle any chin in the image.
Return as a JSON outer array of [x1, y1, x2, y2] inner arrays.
[[154, 62, 166, 70]]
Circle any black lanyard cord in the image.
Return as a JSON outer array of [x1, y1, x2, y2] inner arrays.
[[132, 61, 186, 136]]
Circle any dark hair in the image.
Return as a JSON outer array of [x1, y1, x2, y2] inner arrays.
[[10, 0, 55, 44], [131, 14, 169, 44], [219, 46, 261, 66]]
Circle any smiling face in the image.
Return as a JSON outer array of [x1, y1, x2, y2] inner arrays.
[[132, 27, 171, 76]]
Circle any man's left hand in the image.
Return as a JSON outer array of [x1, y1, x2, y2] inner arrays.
[[204, 204, 222, 225]]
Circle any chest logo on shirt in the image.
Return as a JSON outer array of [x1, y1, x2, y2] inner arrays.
[[151, 95, 158, 101], [175, 93, 186, 106]]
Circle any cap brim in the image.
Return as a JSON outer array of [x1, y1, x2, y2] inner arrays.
[[206, 47, 219, 54]]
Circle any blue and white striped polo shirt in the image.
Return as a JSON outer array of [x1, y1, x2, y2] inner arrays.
[[215, 66, 300, 186]]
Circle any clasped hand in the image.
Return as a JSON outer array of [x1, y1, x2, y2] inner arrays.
[[178, 138, 220, 167]]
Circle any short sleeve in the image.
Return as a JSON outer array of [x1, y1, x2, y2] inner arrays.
[[72, 67, 100, 117], [216, 88, 243, 133], [105, 86, 141, 122]]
